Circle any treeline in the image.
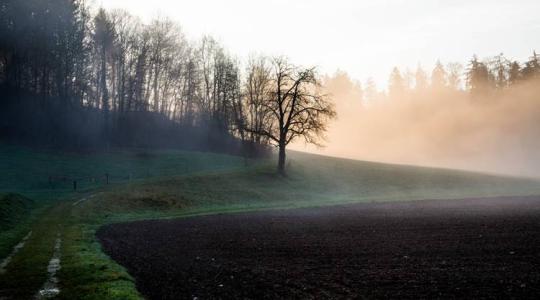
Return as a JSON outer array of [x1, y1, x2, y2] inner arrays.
[[319, 51, 540, 177], [363, 52, 540, 102], [0, 0, 331, 159], [0, 0, 244, 151]]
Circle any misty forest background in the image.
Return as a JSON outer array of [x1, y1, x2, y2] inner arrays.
[[1, 0, 540, 172]]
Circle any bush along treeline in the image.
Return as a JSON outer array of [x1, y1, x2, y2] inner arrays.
[[0, 0, 335, 170]]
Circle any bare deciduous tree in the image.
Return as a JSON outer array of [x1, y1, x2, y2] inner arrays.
[[246, 57, 336, 174]]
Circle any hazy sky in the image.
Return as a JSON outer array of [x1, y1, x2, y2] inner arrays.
[[100, 0, 540, 87]]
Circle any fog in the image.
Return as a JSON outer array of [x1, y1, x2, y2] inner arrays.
[[3, 0, 540, 178], [293, 70, 540, 178]]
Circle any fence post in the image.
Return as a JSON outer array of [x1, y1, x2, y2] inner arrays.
[[106, 173, 109, 184], [73, 180, 77, 190]]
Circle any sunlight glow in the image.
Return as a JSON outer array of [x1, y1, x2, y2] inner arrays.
[[100, 0, 540, 87]]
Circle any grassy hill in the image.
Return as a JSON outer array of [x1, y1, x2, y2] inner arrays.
[[1, 144, 540, 299], [0, 193, 33, 231], [0, 143, 252, 298], [0, 193, 35, 258], [74, 150, 540, 223], [0, 143, 249, 201], [62, 150, 540, 299]]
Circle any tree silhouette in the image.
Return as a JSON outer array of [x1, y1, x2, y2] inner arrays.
[[446, 62, 463, 90], [466, 55, 492, 97], [245, 57, 335, 174], [415, 64, 428, 91], [522, 51, 540, 80], [388, 67, 405, 99], [431, 60, 447, 90], [508, 61, 522, 85]]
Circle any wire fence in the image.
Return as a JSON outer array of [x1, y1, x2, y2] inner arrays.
[[47, 173, 134, 191]]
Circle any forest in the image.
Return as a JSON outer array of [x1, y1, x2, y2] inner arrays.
[[0, 0, 334, 169]]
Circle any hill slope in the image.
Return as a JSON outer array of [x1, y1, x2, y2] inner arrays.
[[0, 193, 33, 231], [2, 148, 540, 299], [0, 143, 249, 201], [78, 151, 540, 220]]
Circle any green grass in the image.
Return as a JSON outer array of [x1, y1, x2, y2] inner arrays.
[[0, 193, 33, 231], [76, 151, 540, 223], [57, 221, 140, 300], [0, 204, 65, 298], [0, 143, 251, 299], [0, 142, 248, 259], [0, 193, 41, 259], [0, 142, 249, 202], [1, 144, 540, 299]]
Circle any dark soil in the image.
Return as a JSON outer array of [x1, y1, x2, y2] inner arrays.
[[97, 196, 540, 299]]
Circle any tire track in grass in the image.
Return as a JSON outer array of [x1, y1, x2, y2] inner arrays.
[[35, 234, 62, 299], [0, 231, 32, 274], [0, 203, 68, 299], [72, 194, 96, 206]]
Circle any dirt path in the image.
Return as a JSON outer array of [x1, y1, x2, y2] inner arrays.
[[98, 196, 540, 299], [0, 204, 68, 300]]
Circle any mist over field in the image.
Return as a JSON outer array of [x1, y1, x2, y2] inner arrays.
[[293, 67, 540, 177], [2, 0, 540, 299]]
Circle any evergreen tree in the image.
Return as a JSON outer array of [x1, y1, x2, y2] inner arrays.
[[466, 55, 492, 96], [364, 78, 378, 102], [431, 60, 447, 90], [415, 64, 428, 91], [508, 61, 521, 85], [491, 53, 509, 89], [522, 51, 540, 80], [388, 67, 404, 99]]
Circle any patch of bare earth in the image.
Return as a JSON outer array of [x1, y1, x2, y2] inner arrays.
[[98, 196, 540, 299]]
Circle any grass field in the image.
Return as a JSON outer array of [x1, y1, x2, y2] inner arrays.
[[0, 143, 249, 201], [0, 193, 37, 259], [1, 144, 540, 299]]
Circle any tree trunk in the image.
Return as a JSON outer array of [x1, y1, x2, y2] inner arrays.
[[278, 142, 286, 175]]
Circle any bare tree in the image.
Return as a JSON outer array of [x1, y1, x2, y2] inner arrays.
[[246, 57, 335, 174], [93, 8, 115, 112], [244, 56, 273, 146]]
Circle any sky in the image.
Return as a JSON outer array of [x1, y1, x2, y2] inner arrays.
[[100, 0, 540, 88]]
